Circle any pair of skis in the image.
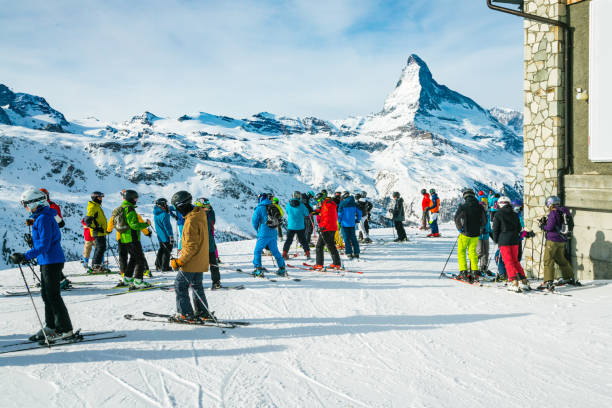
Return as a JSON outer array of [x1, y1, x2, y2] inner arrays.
[[0, 330, 126, 355], [440, 272, 572, 296], [233, 268, 301, 282], [124, 312, 249, 329], [299, 262, 364, 275]]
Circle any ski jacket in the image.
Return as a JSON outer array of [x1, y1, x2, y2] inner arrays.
[[543, 207, 571, 243], [205, 208, 216, 252], [107, 212, 150, 241], [82, 218, 94, 242], [316, 198, 338, 232], [117, 201, 149, 244], [454, 196, 487, 238], [491, 205, 522, 246], [338, 196, 362, 228], [84, 200, 108, 237], [154, 205, 173, 243], [421, 193, 431, 211], [178, 206, 209, 273], [24, 206, 65, 265], [252, 198, 278, 239], [391, 197, 405, 222], [273, 203, 284, 217], [426, 194, 440, 213], [285, 198, 310, 230]]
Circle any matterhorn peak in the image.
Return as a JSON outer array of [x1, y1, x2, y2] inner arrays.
[[382, 53, 432, 116]]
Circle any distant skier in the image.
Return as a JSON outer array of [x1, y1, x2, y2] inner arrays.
[[153, 198, 174, 272], [312, 191, 342, 269], [282, 191, 311, 260], [355, 193, 372, 243], [251, 193, 286, 277], [338, 192, 362, 259], [420, 189, 431, 230], [454, 189, 487, 282], [302, 191, 315, 247], [492, 196, 531, 292], [83, 191, 108, 273], [389, 192, 407, 242], [195, 197, 223, 289], [425, 189, 440, 237], [81, 218, 95, 269], [489, 193, 500, 222], [169, 190, 213, 322], [11, 189, 74, 341]]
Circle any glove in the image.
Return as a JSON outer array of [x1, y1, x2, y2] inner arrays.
[[24, 233, 34, 248], [538, 216, 547, 230], [146, 228, 152, 236], [10, 253, 27, 265], [25, 219, 34, 226], [170, 258, 182, 270]]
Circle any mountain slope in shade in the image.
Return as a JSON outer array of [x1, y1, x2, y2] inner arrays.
[[488, 106, 523, 135], [0, 54, 523, 267]]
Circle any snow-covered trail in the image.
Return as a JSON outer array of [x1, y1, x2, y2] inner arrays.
[[1, 225, 611, 407]]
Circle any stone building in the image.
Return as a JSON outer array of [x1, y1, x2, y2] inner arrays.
[[489, 0, 612, 279]]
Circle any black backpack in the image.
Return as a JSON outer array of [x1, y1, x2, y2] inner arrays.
[[266, 204, 282, 228], [557, 209, 574, 240]]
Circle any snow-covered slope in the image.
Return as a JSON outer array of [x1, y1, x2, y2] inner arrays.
[[0, 54, 523, 267]]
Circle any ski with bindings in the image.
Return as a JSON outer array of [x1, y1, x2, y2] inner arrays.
[[1, 330, 119, 348], [3, 286, 99, 296], [440, 272, 483, 287], [106, 283, 174, 297], [233, 268, 301, 282], [0, 330, 126, 355], [302, 262, 364, 274], [124, 313, 247, 328]]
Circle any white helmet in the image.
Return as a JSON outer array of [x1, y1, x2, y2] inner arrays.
[[21, 189, 48, 213], [498, 196, 511, 207]]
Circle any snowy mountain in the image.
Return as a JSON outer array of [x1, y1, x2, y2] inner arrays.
[[488, 106, 523, 135], [0, 54, 523, 268]]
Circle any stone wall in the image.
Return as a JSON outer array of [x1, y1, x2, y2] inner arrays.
[[522, 0, 567, 278]]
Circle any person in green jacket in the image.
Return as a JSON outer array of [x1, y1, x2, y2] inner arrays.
[[118, 190, 151, 289], [84, 191, 108, 273]]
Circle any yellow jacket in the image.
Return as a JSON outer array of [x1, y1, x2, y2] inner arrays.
[[85, 201, 107, 237], [107, 213, 151, 241], [178, 207, 209, 273]]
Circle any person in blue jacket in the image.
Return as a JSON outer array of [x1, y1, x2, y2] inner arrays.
[[282, 191, 311, 260], [252, 193, 286, 277], [10, 189, 74, 342], [338, 192, 362, 259], [154, 198, 174, 271], [169, 205, 185, 251]]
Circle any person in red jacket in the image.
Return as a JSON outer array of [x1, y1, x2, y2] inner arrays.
[[420, 189, 431, 230], [312, 192, 341, 269]]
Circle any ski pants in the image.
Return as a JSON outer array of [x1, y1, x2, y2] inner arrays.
[[118, 242, 128, 273], [358, 216, 370, 239], [429, 214, 439, 235], [365, 218, 370, 234], [421, 210, 430, 229], [91, 235, 107, 266], [315, 230, 341, 266], [458, 234, 479, 272], [277, 225, 283, 239], [40, 263, 73, 333], [543, 240, 573, 282], [156, 241, 173, 271], [175, 271, 208, 316], [477, 238, 490, 271], [282, 229, 309, 253], [209, 251, 221, 284], [83, 239, 95, 259], [253, 236, 285, 268], [304, 216, 313, 245], [394, 221, 407, 240], [340, 226, 360, 256], [124, 241, 146, 280], [499, 244, 526, 282]]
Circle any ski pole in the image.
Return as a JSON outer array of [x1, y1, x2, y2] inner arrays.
[[439, 235, 459, 278], [18, 264, 51, 348], [148, 234, 158, 253], [109, 242, 119, 269], [27, 263, 41, 286], [538, 232, 545, 281]]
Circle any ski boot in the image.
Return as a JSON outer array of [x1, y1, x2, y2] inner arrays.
[[81, 257, 89, 269], [536, 280, 554, 292], [29, 326, 56, 342], [282, 251, 289, 260], [507, 280, 521, 292], [59, 278, 72, 290], [519, 280, 532, 291], [305, 250, 311, 260], [276, 266, 288, 277], [555, 278, 581, 287], [312, 264, 324, 270], [353, 254, 359, 259], [457, 270, 468, 281], [364, 237, 372, 243], [47, 330, 76, 342], [346, 254, 354, 259], [252, 267, 265, 278], [327, 264, 343, 271], [144, 269, 153, 278], [131, 279, 152, 290], [211, 282, 223, 290], [169, 313, 198, 323]]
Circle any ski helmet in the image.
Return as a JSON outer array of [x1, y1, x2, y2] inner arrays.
[[429, 189, 436, 194], [155, 198, 168, 207], [421, 189, 427, 195], [511, 199, 523, 208], [320, 190, 328, 198], [272, 197, 279, 204], [307, 190, 315, 197], [39, 188, 50, 201], [498, 196, 511, 207], [257, 193, 269, 202], [392, 191, 400, 198], [195, 197, 210, 207], [124, 189, 138, 204], [545, 196, 561, 208], [21, 189, 48, 213], [91, 191, 104, 202], [341, 191, 350, 200], [462, 188, 475, 198], [355, 193, 362, 201], [171, 190, 193, 209], [292, 191, 301, 199], [334, 191, 341, 198], [315, 192, 324, 201]]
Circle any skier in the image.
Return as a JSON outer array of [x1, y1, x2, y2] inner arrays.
[[477, 198, 492, 276], [115, 190, 152, 289], [538, 196, 579, 289], [355, 193, 371, 243], [389, 192, 408, 242], [425, 189, 440, 237], [489, 193, 500, 222], [83, 191, 108, 273], [169, 191, 213, 321], [81, 218, 95, 269], [312, 191, 342, 269], [10, 189, 74, 341], [302, 191, 315, 247], [454, 189, 487, 282], [492, 196, 531, 292], [420, 189, 431, 230], [333, 191, 342, 205], [338, 192, 362, 259], [282, 191, 311, 260], [272, 196, 284, 240], [153, 198, 174, 272], [39, 188, 71, 289], [194, 197, 223, 289], [251, 193, 286, 277]]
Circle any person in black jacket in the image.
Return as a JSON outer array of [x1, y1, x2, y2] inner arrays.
[[454, 189, 487, 282], [388, 192, 407, 242], [492, 196, 531, 292]]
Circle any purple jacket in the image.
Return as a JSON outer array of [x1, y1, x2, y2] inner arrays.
[[543, 207, 570, 242]]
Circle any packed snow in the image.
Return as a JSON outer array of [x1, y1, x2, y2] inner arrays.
[[1, 225, 610, 407]]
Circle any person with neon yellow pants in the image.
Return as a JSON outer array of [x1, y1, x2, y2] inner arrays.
[[454, 188, 487, 282]]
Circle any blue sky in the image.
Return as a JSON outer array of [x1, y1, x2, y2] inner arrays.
[[0, 0, 524, 121]]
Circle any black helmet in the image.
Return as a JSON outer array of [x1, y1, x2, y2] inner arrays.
[[355, 193, 362, 200], [171, 190, 193, 209], [462, 188, 475, 198], [91, 191, 104, 201], [155, 198, 168, 207], [429, 189, 436, 194], [392, 191, 400, 198], [320, 189, 328, 197], [421, 189, 427, 194], [257, 192, 269, 202], [341, 191, 350, 200], [292, 191, 301, 199], [315, 192, 324, 201], [124, 189, 139, 204], [334, 191, 341, 197]]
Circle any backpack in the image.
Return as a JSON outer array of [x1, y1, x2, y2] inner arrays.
[[557, 209, 574, 240], [266, 204, 282, 228], [112, 206, 130, 233]]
